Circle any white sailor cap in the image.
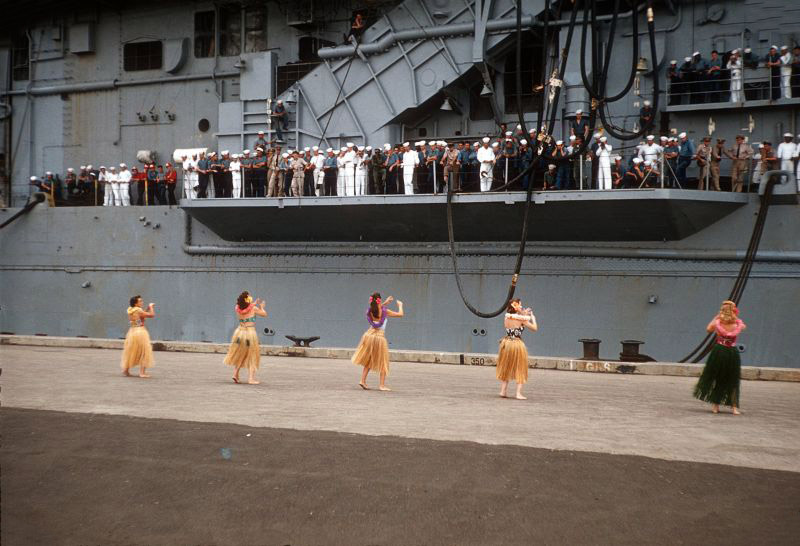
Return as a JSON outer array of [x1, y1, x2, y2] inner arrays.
[[482, 137, 490, 143], [646, 134, 654, 140], [313, 146, 320, 151], [632, 157, 643, 164], [505, 131, 512, 136], [30, 175, 37, 181], [781, 45, 789, 51], [80, 165, 86, 170], [643, 100, 651, 106], [366, 146, 372, 151], [783, 132, 793, 137], [326, 147, 333, 152], [593, 132, 602, 139], [491, 142, 499, 148], [473, 142, 479, 146], [520, 139, 527, 145], [258, 131, 265, 135], [529, 128, 536, 133], [679, 132, 687, 138], [770, 45, 778, 50], [684, 56, 691, 62], [731, 49, 739, 55], [100, 165, 106, 169], [384, 143, 391, 150], [221, 150, 229, 155], [744, 48, 752, 53], [243, 149, 250, 154], [575, 109, 583, 115], [569, 135, 576, 141], [644, 160, 653, 166], [357, 146, 365, 151], [506, 138, 513, 142], [670, 60, 677, 65], [87, 164, 93, 169], [692, 51, 700, 56], [255, 146, 264, 152], [109, 167, 116, 171], [425, 140, 434, 146], [232, 153, 239, 159], [304, 147, 311, 152], [346, 142, 354, 147], [612, 155, 622, 161], [599, 136, 608, 142], [660, 136, 668, 141], [516, 124, 522, 130], [439, 140, 447, 146], [282, 153, 289, 158], [403, 142, 410, 147], [555, 140, 563, 145], [318, 150, 325, 155], [120, 163, 127, 168], [548, 164, 556, 169], [46, 171, 53, 175], [68, 167, 75, 172]]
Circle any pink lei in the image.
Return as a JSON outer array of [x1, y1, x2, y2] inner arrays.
[[715, 318, 744, 347], [235, 303, 254, 315]]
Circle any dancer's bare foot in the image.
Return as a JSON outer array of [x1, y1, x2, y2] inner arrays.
[[359, 383, 369, 390], [247, 379, 260, 385], [515, 394, 527, 400], [123, 369, 130, 377], [732, 407, 741, 415], [378, 386, 392, 391], [712, 404, 719, 414], [139, 373, 151, 378], [232, 376, 239, 384]]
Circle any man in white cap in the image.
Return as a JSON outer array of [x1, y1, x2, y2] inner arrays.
[[679, 56, 693, 104], [638, 135, 662, 165], [779, 46, 793, 99], [230, 154, 242, 198], [98, 166, 112, 206], [355, 145, 368, 196], [64, 167, 77, 196], [401, 142, 419, 195], [727, 49, 743, 103], [570, 109, 588, 139], [477, 137, 495, 192], [595, 137, 613, 190], [639, 100, 654, 129], [323, 148, 338, 196], [690, 51, 708, 104], [188, 152, 200, 199], [220, 150, 233, 198], [776, 133, 797, 174], [677, 132, 695, 187], [272, 100, 288, 141], [254, 131, 268, 152], [667, 60, 681, 105], [341, 142, 356, 196], [117, 163, 132, 206], [766, 46, 781, 100], [795, 134, 800, 191], [312, 148, 326, 196], [195, 151, 210, 198], [694, 136, 713, 190]]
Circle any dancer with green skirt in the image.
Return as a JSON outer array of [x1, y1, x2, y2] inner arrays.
[[693, 300, 746, 415]]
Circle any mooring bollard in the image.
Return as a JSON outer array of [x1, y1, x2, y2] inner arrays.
[[578, 338, 601, 360]]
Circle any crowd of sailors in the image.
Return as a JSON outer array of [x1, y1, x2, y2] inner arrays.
[[30, 121, 800, 206], [667, 45, 800, 104]]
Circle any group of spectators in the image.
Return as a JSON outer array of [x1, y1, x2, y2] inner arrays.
[[667, 45, 800, 105], [30, 119, 800, 206]]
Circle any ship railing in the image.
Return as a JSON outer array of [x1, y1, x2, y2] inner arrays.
[[666, 65, 800, 108]]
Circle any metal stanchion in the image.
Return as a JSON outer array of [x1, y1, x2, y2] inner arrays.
[[579, 157, 584, 190], [660, 155, 665, 188]]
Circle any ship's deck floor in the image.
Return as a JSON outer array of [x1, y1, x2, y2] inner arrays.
[[3, 345, 799, 544]]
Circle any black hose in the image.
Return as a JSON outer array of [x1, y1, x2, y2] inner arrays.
[[0, 193, 45, 229]]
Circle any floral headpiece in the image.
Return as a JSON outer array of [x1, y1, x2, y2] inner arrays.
[[369, 296, 381, 304]]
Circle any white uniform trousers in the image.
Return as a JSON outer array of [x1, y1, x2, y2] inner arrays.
[[402, 166, 415, 195], [355, 169, 367, 196], [479, 165, 493, 192], [103, 183, 114, 206], [730, 72, 742, 103], [314, 169, 325, 193], [184, 173, 197, 199], [343, 164, 355, 196], [117, 183, 130, 206], [598, 162, 612, 190], [232, 172, 242, 198], [781, 68, 792, 99]]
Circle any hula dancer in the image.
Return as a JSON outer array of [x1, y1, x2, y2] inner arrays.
[[496, 299, 538, 400], [693, 300, 746, 414], [121, 296, 155, 378], [352, 292, 404, 391], [224, 291, 267, 384]]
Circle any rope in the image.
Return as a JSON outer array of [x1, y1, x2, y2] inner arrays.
[[0, 193, 45, 230]]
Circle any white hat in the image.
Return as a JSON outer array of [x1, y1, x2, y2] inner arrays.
[[599, 136, 607, 142], [30, 175, 37, 181], [222, 150, 229, 155], [109, 167, 116, 171], [340, 147, 347, 151], [770, 45, 778, 50], [426, 140, 434, 146], [684, 56, 691, 62], [569, 135, 576, 141], [670, 60, 677, 64], [783, 132, 793, 137], [491, 142, 499, 148], [312, 146, 319, 151], [68, 168, 74, 172], [282, 153, 289, 158], [646, 135, 654, 140], [556, 140, 563, 145], [326, 148, 333, 152], [528, 128, 536, 133], [438, 140, 446, 146], [516, 124, 522, 130], [100, 165, 106, 169], [744, 48, 751, 53], [366, 146, 372, 151], [357, 146, 365, 151], [87, 164, 93, 169], [548, 164, 556, 169], [593, 132, 602, 139], [255, 146, 264, 152], [232, 154, 239, 159], [612, 155, 621, 161], [632, 157, 643, 164], [505, 131, 512, 136], [46, 171, 53, 175], [120, 163, 127, 168], [575, 109, 583, 115], [318, 150, 324, 155], [693, 51, 700, 56], [473, 142, 479, 146], [258, 130, 264, 134], [780, 45, 788, 51], [505, 138, 513, 142], [80, 165, 86, 170], [520, 139, 527, 145], [243, 149, 251, 154], [384, 144, 391, 150], [679, 132, 687, 138], [403, 142, 410, 147], [644, 160, 653, 166], [660, 136, 668, 141], [287, 150, 295, 154], [731, 49, 739, 55], [643, 100, 651, 107], [482, 137, 490, 143], [346, 142, 354, 147]]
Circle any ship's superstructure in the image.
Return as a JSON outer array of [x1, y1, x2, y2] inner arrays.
[[1, 1, 799, 366]]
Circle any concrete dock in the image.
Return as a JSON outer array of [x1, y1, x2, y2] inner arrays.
[[2, 342, 800, 545]]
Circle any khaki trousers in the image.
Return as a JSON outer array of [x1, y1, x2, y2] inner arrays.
[[730, 159, 747, 192]]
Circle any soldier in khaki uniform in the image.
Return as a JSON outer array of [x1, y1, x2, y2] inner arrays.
[[694, 136, 713, 190], [441, 142, 461, 192], [709, 138, 725, 191], [723, 135, 753, 192], [289, 151, 307, 197]]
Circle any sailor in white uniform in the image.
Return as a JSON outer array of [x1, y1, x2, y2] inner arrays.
[[596, 136, 613, 190], [477, 137, 495, 192], [780, 46, 793, 99], [401, 142, 419, 195], [776, 133, 797, 173], [355, 145, 368, 196], [312, 149, 326, 195], [336, 146, 347, 196], [230, 154, 242, 198], [99, 166, 112, 206], [117, 163, 132, 206], [638, 135, 662, 165], [342, 142, 357, 196], [107, 167, 120, 206]]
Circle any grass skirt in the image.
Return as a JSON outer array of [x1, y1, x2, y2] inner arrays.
[[223, 326, 260, 371], [121, 326, 154, 371], [693, 344, 741, 407], [351, 328, 389, 375], [496, 337, 528, 384]]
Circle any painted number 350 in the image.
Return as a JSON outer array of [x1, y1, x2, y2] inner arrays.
[[470, 357, 485, 365]]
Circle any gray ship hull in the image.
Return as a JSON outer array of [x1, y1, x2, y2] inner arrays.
[[1, 198, 797, 367]]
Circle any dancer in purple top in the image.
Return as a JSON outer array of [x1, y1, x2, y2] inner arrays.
[[351, 292, 404, 391]]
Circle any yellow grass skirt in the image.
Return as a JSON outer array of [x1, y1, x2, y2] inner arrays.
[[496, 336, 528, 384], [121, 326, 154, 371], [223, 326, 260, 371], [351, 328, 389, 375]]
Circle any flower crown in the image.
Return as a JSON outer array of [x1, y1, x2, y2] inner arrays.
[[369, 296, 381, 303]]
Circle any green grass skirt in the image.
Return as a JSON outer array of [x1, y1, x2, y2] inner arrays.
[[693, 344, 741, 407]]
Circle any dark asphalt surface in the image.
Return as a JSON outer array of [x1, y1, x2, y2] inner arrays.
[[2, 408, 799, 546]]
